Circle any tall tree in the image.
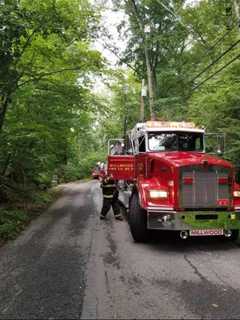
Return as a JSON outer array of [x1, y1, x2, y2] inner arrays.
[[111, 0, 188, 118], [184, 0, 240, 164], [0, 0, 101, 132], [0, 0, 103, 200]]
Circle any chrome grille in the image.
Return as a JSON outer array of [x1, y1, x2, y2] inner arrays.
[[180, 166, 231, 209]]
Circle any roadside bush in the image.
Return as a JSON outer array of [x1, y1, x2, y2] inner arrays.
[[61, 162, 81, 182], [0, 209, 29, 240], [78, 152, 106, 178]]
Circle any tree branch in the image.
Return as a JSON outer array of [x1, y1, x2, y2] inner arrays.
[[17, 67, 86, 88], [99, 40, 139, 74], [14, 28, 39, 67]]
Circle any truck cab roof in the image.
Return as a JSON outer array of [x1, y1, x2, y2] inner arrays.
[[128, 121, 205, 154], [131, 121, 205, 136]]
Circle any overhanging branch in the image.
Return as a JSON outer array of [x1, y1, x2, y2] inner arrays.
[[18, 67, 86, 88]]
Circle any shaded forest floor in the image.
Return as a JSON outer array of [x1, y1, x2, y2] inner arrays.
[[0, 178, 91, 246], [0, 189, 58, 246]]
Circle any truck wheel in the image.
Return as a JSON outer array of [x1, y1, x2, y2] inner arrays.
[[230, 230, 239, 241], [129, 193, 149, 243]]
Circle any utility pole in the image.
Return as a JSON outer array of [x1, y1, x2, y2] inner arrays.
[[144, 47, 156, 120], [123, 84, 128, 150], [140, 79, 147, 122], [129, 0, 156, 121]]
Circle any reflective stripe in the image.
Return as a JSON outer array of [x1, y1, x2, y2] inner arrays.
[[103, 184, 115, 188], [103, 195, 113, 198]]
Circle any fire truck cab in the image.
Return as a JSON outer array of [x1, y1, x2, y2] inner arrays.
[[107, 121, 240, 243]]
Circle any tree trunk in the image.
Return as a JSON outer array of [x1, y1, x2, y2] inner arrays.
[[152, 67, 158, 99], [1, 152, 12, 177], [233, 0, 240, 26], [0, 94, 10, 133]]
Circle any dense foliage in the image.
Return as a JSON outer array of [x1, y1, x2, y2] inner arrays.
[[0, 0, 103, 205], [1, 0, 240, 240], [108, 0, 240, 165]]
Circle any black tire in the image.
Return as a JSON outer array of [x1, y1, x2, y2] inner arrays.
[[125, 207, 130, 221], [129, 193, 149, 243], [230, 230, 239, 241]]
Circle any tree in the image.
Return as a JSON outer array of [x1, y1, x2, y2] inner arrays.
[[184, 0, 240, 164], [0, 0, 101, 132], [0, 0, 103, 201], [94, 69, 140, 148], [110, 0, 191, 119]]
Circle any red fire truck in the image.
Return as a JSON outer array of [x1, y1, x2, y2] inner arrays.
[[107, 121, 240, 242]]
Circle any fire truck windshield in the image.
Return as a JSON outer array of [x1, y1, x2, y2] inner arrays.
[[148, 131, 204, 152]]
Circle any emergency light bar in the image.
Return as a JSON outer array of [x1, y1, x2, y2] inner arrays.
[[145, 121, 202, 130]]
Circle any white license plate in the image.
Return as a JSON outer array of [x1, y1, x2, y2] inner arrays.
[[190, 229, 224, 237]]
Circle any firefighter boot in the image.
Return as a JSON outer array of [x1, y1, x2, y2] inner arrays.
[[115, 214, 123, 221]]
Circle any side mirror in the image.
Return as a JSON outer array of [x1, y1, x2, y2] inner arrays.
[[205, 133, 225, 156]]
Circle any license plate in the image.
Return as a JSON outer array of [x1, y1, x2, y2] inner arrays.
[[190, 229, 224, 237]]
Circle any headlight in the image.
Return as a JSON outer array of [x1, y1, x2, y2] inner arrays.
[[149, 190, 168, 199], [233, 191, 240, 197]]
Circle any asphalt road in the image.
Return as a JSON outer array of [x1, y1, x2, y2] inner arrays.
[[1, 180, 240, 319]]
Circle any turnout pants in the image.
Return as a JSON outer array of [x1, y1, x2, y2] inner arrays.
[[101, 197, 120, 217]]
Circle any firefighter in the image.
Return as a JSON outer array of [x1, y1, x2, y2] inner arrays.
[[111, 141, 123, 155], [100, 174, 123, 220]]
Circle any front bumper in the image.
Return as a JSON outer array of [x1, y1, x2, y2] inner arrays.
[[147, 207, 240, 231]]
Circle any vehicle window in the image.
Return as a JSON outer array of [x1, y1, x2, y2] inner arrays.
[[149, 133, 177, 151], [138, 136, 146, 152], [148, 132, 203, 152], [178, 134, 202, 151], [110, 140, 123, 155]]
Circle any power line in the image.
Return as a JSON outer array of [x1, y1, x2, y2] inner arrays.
[[191, 52, 240, 92], [189, 38, 240, 83], [197, 25, 236, 56], [156, 1, 239, 80], [207, 26, 236, 53], [157, 0, 237, 51], [98, 40, 139, 74], [182, 25, 237, 68], [156, 0, 238, 54]]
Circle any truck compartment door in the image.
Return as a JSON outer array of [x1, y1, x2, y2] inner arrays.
[[107, 155, 135, 180]]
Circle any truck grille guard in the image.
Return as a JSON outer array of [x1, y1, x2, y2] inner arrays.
[[179, 165, 232, 210]]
